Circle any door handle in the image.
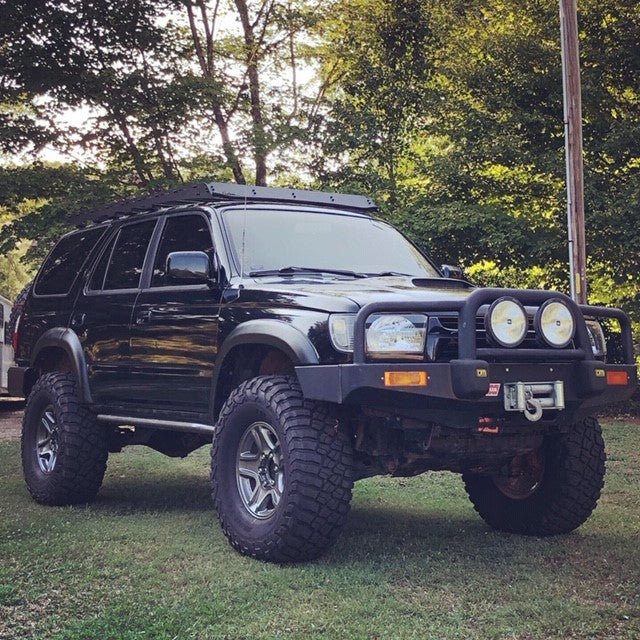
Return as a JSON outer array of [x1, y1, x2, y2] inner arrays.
[[136, 310, 152, 325], [70, 313, 85, 329]]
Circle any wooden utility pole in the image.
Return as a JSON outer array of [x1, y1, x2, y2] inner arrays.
[[559, 0, 587, 304]]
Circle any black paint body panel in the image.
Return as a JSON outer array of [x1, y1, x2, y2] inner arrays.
[[129, 286, 221, 412]]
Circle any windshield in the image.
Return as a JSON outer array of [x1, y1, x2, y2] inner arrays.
[[221, 208, 440, 278]]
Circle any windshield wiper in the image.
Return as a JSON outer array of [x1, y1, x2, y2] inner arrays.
[[363, 271, 413, 277], [249, 266, 366, 278]]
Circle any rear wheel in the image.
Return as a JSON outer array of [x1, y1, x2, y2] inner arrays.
[[211, 375, 353, 562], [463, 417, 606, 535], [21, 372, 108, 505]]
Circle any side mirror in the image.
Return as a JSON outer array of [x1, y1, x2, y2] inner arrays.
[[441, 264, 464, 280], [167, 251, 211, 284]]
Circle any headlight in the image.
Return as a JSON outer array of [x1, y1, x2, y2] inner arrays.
[[535, 299, 575, 348], [366, 314, 427, 356], [485, 297, 527, 347], [585, 319, 607, 358], [328, 314, 356, 352]]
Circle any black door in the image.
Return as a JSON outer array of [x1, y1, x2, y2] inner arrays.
[[128, 212, 221, 414], [74, 218, 159, 404]]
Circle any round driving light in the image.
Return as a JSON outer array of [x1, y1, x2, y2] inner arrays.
[[535, 299, 575, 348], [485, 297, 527, 347]]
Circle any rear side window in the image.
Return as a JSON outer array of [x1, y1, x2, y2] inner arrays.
[[103, 220, 156, 290], [151, 214, 213, 287], [35, 227, 106, 296]]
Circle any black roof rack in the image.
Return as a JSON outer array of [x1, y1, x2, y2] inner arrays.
[[72, 181, 377, 227]]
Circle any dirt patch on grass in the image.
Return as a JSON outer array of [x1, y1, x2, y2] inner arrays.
[[604, 415, 640, 426], [0, 399, 24, 441]]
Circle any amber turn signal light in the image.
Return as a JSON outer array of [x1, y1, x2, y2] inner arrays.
[[606, 371, 629, 386], [384, 371, 428, 387]]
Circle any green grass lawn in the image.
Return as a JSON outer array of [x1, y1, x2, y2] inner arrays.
[[1, 423, 639, 640]]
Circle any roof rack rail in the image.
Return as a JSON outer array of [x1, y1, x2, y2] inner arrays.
[[72, 181, 377, 227]]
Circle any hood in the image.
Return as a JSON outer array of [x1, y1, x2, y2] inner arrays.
[[233, 275, 475, 313]]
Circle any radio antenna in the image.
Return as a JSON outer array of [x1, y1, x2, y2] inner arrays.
[[240, 188, 248, 277]]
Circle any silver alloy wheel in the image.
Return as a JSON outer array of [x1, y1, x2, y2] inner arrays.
[[36, 406, 59, 474], [236, 421, 285, 519]]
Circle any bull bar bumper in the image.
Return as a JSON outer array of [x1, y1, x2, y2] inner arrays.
[[295, 288, 637, 414]]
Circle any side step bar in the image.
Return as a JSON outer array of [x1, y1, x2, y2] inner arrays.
[[96, 414, 215, 435]]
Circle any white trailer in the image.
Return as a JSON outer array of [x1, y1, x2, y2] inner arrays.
[[0, 294, 14, 395]]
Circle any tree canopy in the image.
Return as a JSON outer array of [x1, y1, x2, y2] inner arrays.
[[0, 0, 638, 324]]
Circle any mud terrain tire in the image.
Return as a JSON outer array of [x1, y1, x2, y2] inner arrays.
[[463, 417, 606, 535], [22, 372, 108, 505], [211, 375, 353, 562]]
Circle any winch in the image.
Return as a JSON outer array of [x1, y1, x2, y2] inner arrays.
[[503, 381, 565, 422]]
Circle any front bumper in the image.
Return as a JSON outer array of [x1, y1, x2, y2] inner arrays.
[[296, 360, 637, 406], [296, 288, 638, 426]]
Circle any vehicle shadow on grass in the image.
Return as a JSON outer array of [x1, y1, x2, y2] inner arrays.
[[326, 502, 628, 573], [93, 471, 213, 515], [90, 471, 623, 572], [343, 503, 505, 553]]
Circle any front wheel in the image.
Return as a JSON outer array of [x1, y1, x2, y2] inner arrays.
[[463, 417, 606, 536], [211, 376, 353, 562]]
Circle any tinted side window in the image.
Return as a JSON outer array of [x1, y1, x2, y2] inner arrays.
[[103, 220, 156, 290], [34, 227, 106, 296], [151, 214, 213, 287]]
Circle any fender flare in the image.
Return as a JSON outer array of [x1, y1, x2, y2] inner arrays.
[[211, 319, 320, 412], [31, 328, 92, 403]]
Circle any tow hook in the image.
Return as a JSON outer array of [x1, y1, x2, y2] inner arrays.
[[504, 381, 565, 422], [524, 392, 543, 422]]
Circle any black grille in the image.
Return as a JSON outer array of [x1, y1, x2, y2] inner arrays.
[[428, 314, 568, 361]]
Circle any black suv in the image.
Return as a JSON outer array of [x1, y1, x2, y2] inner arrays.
[[9, 182, 637, 562]]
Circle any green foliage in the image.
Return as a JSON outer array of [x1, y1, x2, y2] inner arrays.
[[312, 0, 438, 199], [0, 156, 234, 286], [1, 0, 640, 322], [0, 249, 33, 300], [314, 0, 640, 319], [0, 1, 188, 184], [0, 164, 124, 263]]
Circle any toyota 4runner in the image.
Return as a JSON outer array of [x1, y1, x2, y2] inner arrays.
[[8, 182, 637, 562]]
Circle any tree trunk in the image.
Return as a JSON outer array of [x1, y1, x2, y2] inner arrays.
[[186, 0, 247, 184], [213, 104, 247, 185], [114, 113, 153, 187], [234, 0, 268, 186]]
